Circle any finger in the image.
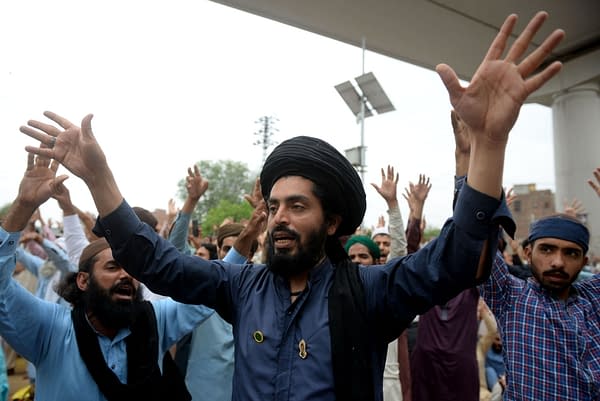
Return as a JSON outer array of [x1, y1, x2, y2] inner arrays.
[[187, 167, 194, 177], [27, 120, 62, 136], [524, 61, 562, 95], [81, 114, 95, 138], [44, 111, 75, 129], [26, 152, 34, 171], [518, 29, 564, 77], [50, 175, 69, 193], [505, 11, 548, 63], [25, 146, 53, 159], [435, 64, 463, 107], [50, 159, 60, 173], [484, 14, 518, 61], [193, 164, 200, 176], [20, 126, 56, 147]]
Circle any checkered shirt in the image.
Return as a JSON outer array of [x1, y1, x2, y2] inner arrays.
[[479, 254, 600, 400]]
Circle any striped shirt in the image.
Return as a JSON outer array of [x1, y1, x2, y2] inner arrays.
[[479, 255, 600, 400]]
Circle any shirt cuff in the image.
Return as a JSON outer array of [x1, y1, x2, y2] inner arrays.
[[0, 228, 21, 257], [453, 182, 514, 239], [93, 200, 142, 245], [223, 247, 247, 264]]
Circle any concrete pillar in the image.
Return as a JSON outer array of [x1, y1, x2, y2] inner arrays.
[[552, 82, 600, 259]]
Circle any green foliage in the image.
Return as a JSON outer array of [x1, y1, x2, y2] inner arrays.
[[177, 160, 257, 221], [0, 202, 11, 222], [202, 199, 253, 236], [423, 227, 441, 242]]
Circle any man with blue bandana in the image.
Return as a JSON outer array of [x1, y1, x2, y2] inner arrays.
[[479, 214, 600, 400]]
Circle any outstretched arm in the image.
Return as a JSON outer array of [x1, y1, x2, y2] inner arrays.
[[169, 165, 209, 253], [437, 12, 564, 199], [371, 165, 407, 258]]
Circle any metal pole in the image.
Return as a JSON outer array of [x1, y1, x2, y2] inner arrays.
[[359, 37, 366, 183]]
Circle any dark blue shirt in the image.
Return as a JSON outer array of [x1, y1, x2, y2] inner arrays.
[[96, 183, 511, 401]]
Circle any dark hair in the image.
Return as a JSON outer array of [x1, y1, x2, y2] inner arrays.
[[133, 206, 158, 231], [200, 242, 218, 260], [56, 252, 99, 305]]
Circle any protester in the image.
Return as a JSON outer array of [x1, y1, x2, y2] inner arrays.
[[410, 110, 483, 401], [473, 165, 600, 400], [0, 153, 214, 401], [168, 165, 235, 401], [19, 11, 564, 401], [371, 165, 408, 266]]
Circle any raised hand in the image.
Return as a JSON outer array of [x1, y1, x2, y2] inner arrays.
[[2, 153, 68, 232], [186, 165, 209, 202], [52, 180, 74, 210], [588, 167, 600, 197], [20, 112, 107, 185], [563, 198, 585, 218], [371, 165, 400, 208], [403, 174, 431, 220], [20, 112, 123, 216], [505, 188, 516, 208], [244, 178, 262, 209], [167, 199, 178, 221], [437, 12, 564, 144]]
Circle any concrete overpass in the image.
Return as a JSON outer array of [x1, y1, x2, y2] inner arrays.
[[211, 0, 600, 256]]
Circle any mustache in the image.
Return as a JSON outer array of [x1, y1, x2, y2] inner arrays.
[[542, 269, 570, 279], [110, 278, 135, 293], [270, 225, 299, 239]]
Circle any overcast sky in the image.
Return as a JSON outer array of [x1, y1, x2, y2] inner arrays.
[[0, 0, 555, 230]]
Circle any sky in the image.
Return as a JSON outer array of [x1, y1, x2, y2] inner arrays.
[[0, 0, 556, 231]]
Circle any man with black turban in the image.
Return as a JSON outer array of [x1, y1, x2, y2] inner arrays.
[[19, 11, 564, 401]]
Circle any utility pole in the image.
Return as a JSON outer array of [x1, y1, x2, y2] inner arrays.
[[253, 116, 279, 164]]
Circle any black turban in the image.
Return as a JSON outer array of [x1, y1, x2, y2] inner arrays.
[[260, 136, 365, 236]]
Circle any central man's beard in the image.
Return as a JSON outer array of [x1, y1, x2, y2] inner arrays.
[[266, 224, 328, 279], [83, 275, 143, 329]]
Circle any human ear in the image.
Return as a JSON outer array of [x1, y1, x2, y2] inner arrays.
[[76, 272, 89, 291], [326, 215, 342, 236]]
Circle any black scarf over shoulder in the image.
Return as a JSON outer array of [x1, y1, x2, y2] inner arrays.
[[328, 257, 374, 401], [71, 301, 190, 401]]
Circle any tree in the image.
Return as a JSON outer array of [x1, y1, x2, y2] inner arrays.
[[202, 199, 254, 236], [176, 160, 257, 226]]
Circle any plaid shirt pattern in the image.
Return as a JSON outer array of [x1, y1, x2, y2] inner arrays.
[[479, 255, 600, 400]]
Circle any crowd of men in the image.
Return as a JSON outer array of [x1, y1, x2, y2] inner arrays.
[[1, 10, 600, 401]]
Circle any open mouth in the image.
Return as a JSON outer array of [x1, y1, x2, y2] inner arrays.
[[272, 231, 297, 248], [112, 283, 135, 299]]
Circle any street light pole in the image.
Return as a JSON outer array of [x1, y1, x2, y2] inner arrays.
[[335, 38, 395, 183]]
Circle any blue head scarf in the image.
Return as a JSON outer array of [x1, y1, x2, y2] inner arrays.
[[528, 214, 589, 254]]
